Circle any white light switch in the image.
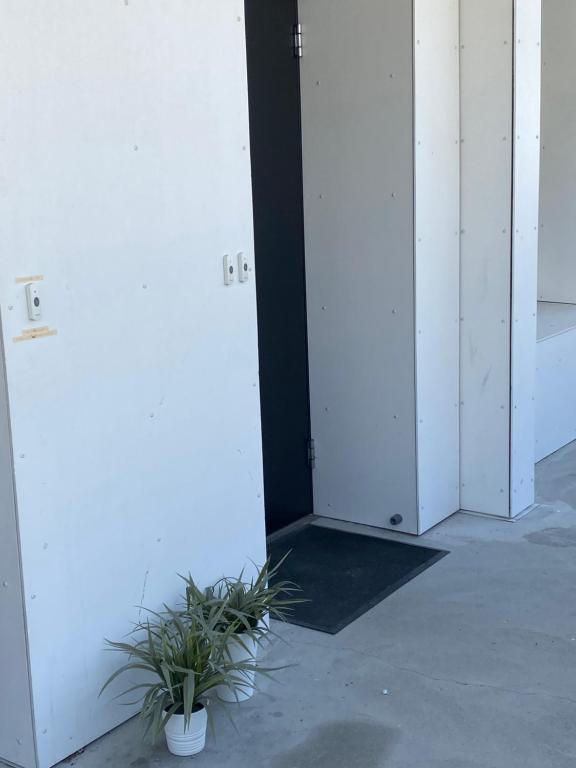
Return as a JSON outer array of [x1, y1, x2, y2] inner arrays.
[[25, 283, 42, 321], [223, 254, 235, 285], [238, 252, 249, 282]]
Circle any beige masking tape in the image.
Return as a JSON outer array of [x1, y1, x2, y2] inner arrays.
[[15, 275, 44, 284], [13, 328, 57, 343]]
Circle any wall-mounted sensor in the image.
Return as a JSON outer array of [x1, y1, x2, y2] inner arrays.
[[25, 283, 42, 321], [238, 252, 249, 282], [223, 254, 235, 285]]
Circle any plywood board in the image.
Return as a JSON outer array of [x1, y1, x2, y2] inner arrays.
[[414, 0, 461, 532], [299, 0, 418, 533]]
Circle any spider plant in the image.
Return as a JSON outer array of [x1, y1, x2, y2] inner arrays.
[[183, 554, 305, 638], [100, 601, 257, 742]]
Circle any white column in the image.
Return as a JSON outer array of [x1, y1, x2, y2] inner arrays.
[[460, 0, 541, 518]]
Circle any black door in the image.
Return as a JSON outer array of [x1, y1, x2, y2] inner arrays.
[[245, 0, 313, 534]]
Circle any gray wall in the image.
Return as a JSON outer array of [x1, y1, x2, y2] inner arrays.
[[539, 0, 576, 303], [299, 0, 460, 534], [299, 0, 418, 532]]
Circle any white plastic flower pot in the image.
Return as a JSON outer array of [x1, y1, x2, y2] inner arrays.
[[217, 633, 259, 703], [164, 706, 208, 757]]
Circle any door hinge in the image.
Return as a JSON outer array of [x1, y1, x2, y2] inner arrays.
[[293, 23, 303, 58], [307, 438, 316, 469]]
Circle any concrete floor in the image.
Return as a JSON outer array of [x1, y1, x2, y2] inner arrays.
[[61, 444, 576, 768]]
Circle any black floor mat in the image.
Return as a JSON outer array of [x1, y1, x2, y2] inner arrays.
[[268, 523, 448, 634]]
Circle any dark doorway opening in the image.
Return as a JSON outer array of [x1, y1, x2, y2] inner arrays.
[[245, 0, 313, 534]]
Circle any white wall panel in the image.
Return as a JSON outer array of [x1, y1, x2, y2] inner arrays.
[[510, 0, 541, 515], [537, 301, 576, 340], [536, 324, 576, 462], [460, 0, 514, 517], [539, 0, 576, 303], [299, 0, 419, 534], [0, 3, 265, 766], [414, 0, 460, 532]]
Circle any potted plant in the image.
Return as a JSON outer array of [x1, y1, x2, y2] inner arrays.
[[100, 604, 256, 756], [183, 555, 303, 703]]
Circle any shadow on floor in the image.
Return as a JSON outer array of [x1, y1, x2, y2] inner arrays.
[[269, 721, 398, 768]]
